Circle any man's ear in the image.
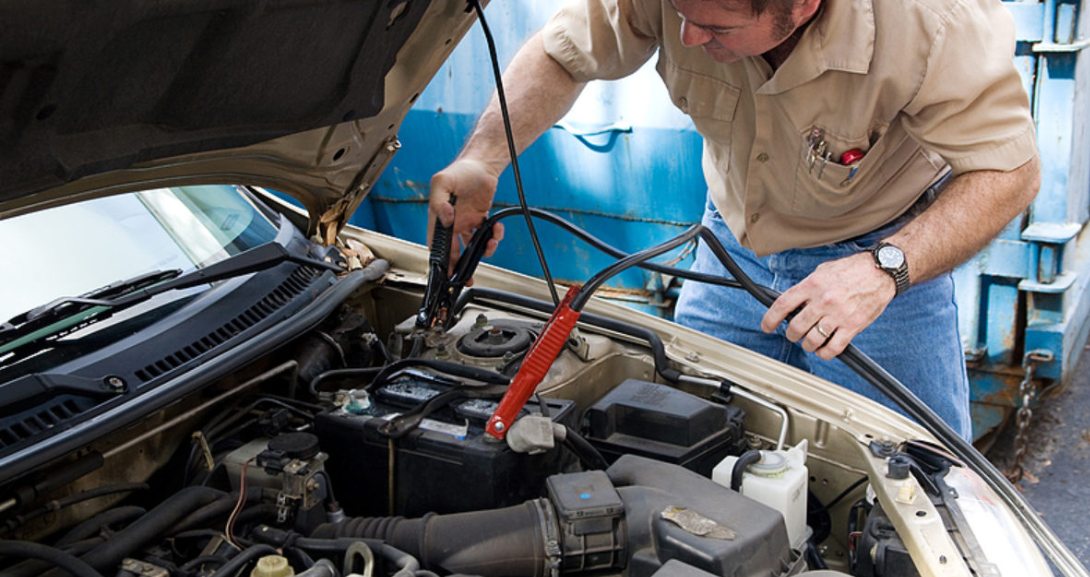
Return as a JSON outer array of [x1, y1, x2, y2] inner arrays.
[[796, 0, 822, 22]]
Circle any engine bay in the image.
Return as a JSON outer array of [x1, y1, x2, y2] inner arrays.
[[0, 250, 988, 577]]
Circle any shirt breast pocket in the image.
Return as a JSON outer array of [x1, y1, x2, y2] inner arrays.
[[790, 125, 906, 217], [661, 62, 740, 158]]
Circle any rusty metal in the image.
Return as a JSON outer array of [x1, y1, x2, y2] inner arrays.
[[1007, 350, 1054, 483]]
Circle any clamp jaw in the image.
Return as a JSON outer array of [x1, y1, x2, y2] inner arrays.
[[416, 198, 496, 331]]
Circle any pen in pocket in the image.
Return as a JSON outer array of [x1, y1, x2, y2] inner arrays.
[[839, 148, 865, 185]]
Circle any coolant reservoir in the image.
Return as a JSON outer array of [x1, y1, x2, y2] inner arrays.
[[250, 555, 294, 577], [712, 439, 808, 550]]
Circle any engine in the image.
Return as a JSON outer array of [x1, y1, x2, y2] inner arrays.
[[0, 282, 900, 577]]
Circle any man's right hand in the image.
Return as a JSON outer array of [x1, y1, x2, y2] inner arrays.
[[425, 31, 586, 273], [428, 157, 506, 273]]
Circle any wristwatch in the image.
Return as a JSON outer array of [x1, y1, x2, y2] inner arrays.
[[871, 242, 910, 296]]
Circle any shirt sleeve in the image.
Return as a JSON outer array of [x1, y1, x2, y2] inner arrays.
[[901, 0, 1037, 175], [541, 0, 661, 82]]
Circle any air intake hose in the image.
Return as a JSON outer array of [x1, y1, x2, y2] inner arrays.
[[311, 499, 557, 577], [313, 455, 793, 577]]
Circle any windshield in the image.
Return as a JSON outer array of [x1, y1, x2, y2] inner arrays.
[[0, 185, 279, 321]]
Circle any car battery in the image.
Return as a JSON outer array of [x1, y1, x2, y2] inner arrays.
[[582, 379, 747, 476], [315, 371, 577, 517]]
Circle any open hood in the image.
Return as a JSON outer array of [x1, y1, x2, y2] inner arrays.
[[0, 0, 478, 239]]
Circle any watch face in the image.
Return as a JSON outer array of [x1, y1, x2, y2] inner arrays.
[[877, 245, 905, 268]]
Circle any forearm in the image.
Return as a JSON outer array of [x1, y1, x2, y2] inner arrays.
[[458, 32, 587, 176], [762, 154, 1041, 359], [884, 155, 1041, 286]]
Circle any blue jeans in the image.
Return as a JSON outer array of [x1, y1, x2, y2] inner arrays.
[[675, 198, 972, 439]]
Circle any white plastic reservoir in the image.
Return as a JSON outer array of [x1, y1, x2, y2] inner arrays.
[[712, 439, 809, 550]]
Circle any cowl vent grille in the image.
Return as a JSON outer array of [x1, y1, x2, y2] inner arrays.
[[0, 400, 83, 450], [134, 266, 322, 382]]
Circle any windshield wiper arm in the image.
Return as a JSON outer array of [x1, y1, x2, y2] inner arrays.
[[1, 269, 184, 336], [118, 241, 343, 302], [0, 242, 344, 350]]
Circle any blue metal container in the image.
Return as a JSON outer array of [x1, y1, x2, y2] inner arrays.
[[954, 0, 1090, 442], [358, 1, 705, 315], [357, 0, 1090, 443]]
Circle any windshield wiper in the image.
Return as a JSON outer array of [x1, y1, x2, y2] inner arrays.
[[0, 242, 344, 352]]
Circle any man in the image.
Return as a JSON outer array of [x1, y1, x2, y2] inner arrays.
[[428, 0, 1040, 439]]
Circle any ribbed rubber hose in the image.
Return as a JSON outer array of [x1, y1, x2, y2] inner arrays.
[[311, 500, 550, 577], [42, 485, 225, 576], [0, 541, 104, 577]]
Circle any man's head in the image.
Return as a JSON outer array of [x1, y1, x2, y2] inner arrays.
[[671, 0, 821, 64]]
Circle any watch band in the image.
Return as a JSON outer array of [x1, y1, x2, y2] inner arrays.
[[888, 263, 910, 296], [872, 242, 910, 296]]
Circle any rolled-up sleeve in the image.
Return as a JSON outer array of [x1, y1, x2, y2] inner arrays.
[[542, 0, 661, 82], [901, 0, 1037, 174]]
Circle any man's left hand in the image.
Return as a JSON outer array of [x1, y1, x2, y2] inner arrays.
[[760, 252, 897, 359]]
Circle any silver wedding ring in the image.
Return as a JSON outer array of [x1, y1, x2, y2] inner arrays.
[[814, 325, 830, 339]]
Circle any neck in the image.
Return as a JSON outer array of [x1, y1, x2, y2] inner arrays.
[[762, 8, 818, 70], [762, 33, 801, 70]]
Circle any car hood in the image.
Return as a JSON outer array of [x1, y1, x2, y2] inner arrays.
[[0, 0, 477, 241]]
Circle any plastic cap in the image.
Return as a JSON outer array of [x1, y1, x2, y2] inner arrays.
[[749, 451, 787, 477], [267, 432, 320, 461], [251, 555, 293, 577], [840, 148, 865, 165]]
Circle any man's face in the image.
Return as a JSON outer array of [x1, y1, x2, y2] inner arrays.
[[671, 0, 801, 63]]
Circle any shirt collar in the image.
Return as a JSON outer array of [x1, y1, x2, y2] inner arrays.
[[757, 0, 875, 94]]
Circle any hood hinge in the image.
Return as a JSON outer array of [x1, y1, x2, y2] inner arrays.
[[316, 137, 402, 245]]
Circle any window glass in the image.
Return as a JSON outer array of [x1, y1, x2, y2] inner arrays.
[[0, 185, 278, 321]]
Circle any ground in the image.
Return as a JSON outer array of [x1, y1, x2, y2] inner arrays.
[[986, 339, 1090, 569]]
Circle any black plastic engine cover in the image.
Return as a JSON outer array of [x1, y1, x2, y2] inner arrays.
[[583, 379, 747, 476], [606, 455, 797, 577]]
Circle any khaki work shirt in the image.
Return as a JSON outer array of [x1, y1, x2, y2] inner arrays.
[[542, 0, 1038, 255]]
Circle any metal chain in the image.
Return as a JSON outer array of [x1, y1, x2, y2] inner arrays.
[[1007, 350, 1053, 483]]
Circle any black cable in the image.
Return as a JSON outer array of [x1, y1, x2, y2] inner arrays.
[[805, 541, 829, 570], [262, 394, 326, 413], [533, 393, 551, 419], [407, 333, 427, 359], [562, 426, 610, 470], [2, 483, 149, 535], [317, 330, 348, 367], [693, 227, 1020, 491], [308, 367, 382, 397], [812, 476, 867, 514], [465, 206, 744, 296], [371, 331, 395, 364], [365, 358, 511, 392], [468, 0, 560, 306], [378, 385, 508, 439], [572, 225, 702, 311]]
